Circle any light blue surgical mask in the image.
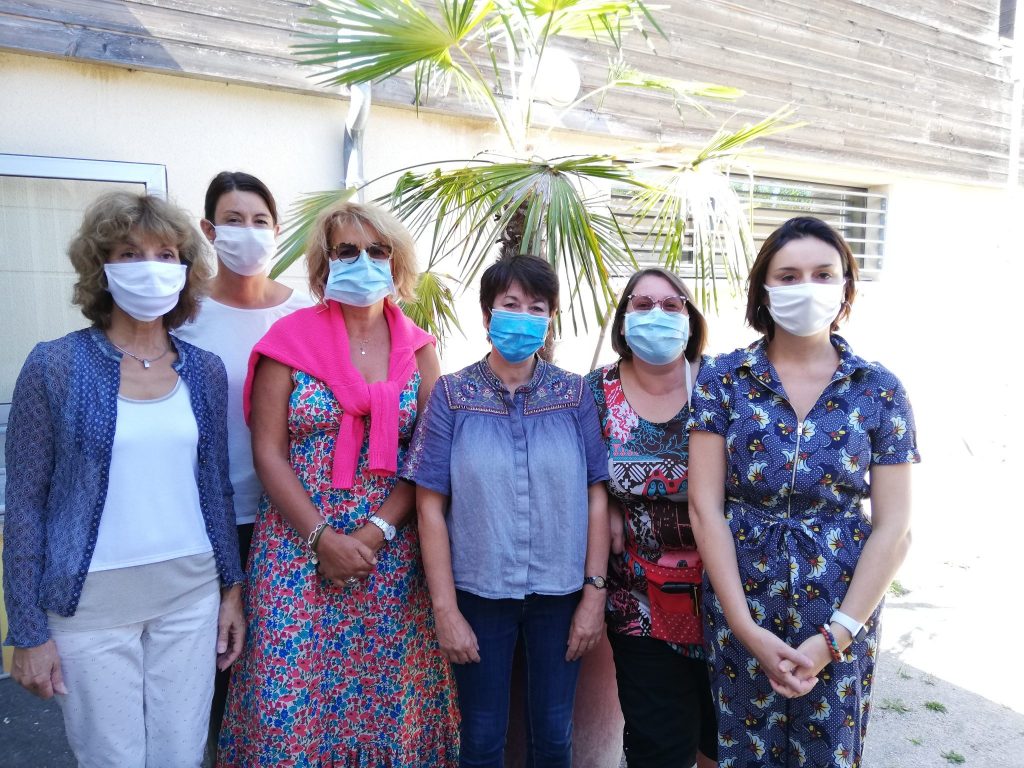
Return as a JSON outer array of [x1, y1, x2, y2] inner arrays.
[[324, 251, 396, 307], [624, 308, 690, 365], [488, 309, 550, 363]]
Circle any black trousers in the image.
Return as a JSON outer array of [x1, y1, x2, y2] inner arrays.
[[608, 630, 718, 768], [205, 522, 254, 765]]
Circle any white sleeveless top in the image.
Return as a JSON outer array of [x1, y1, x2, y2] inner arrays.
[[89, 378, 213, 572]]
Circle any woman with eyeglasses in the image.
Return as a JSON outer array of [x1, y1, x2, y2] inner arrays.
[[688, 217, 918, 767], [403, 254, 610, 767], [216, 201, 458, 766], [584, 267, 717, 768]]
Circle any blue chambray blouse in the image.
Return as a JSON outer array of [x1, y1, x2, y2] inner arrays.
[[3, 328, 243, 648], [401, 357, 609, 600]]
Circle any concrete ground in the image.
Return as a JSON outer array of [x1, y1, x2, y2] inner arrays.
[[0, 676, 73, 767]]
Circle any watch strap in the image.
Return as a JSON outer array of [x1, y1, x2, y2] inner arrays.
[[830, 609, 866, 642], [368, 515, 396, 541]]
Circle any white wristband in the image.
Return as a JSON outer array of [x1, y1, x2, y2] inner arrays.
[[830, 609, 866, 642]]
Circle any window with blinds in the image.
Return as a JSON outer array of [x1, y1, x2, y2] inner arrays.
[[611, 176, 887, 280]]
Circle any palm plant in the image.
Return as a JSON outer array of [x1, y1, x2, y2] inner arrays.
[[276, 0, 795, 340]]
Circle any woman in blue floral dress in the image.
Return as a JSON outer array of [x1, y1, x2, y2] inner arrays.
[[688, 217, 919, 768]]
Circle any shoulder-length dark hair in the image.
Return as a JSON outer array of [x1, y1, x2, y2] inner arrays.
[[68, 192, 211, 330], [204, 171, 279, 224], [479, 255, 560, 362], [610, 267, 707, 363], [746, 216, 858, 337]]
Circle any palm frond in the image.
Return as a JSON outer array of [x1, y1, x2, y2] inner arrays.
[[296, 1, 496, 109], [384, 154, 642, 329], [693, 105, 805, 167], [623, 107, 803, 310], [512, 1, 666, 47], [399, 270, 465, 344], [271, 188, 358, 279]]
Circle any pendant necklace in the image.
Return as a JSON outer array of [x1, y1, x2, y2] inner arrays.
[[358, 337, 371, 356], [111, 341, 171, 369]]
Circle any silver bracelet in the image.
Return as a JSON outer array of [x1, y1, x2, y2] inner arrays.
[[307, 520, 329, 565]]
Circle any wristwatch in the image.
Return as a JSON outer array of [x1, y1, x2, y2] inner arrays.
[[583, 575, 607, 590], [368, 515, 397, 542], [830, 610, 867, 642]]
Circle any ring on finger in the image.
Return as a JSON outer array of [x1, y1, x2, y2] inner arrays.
[[345, 576, 358, 585]]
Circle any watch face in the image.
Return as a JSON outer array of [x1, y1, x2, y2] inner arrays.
[[587, 576, 607, 589]]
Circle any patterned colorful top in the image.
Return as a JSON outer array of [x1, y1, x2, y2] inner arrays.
[[218, 370, 458, 767], [402, 357, 608, 600], [586, 361, 704, 657], [688, 335, 919, 768]]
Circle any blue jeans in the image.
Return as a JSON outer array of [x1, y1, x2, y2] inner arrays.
[[453, 590, 582, 768]]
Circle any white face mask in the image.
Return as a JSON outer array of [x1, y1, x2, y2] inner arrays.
[[764, 282, 844, 337], [212, 225, 276, 276], [105, 262, 188, 322]]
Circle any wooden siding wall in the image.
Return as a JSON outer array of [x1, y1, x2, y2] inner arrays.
[[0, 0, 1015, 184]]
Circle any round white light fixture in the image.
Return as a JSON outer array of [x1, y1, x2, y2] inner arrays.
[[525, 48, 581, 107]]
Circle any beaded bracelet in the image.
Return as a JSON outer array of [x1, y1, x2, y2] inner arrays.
[[819, 625, 843, 663], [307, 521, 329, 565]]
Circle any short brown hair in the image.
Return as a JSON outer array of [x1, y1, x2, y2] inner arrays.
[[479, 254, 560, 362], [746, 217, 858, 337], [305, 201, 418, 303], [610, 267, 708, 362], [68, 192, 212, 330]]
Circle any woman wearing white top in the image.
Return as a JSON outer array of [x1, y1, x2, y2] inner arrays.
[[174, 171, 311, 752], [3, 192, 244, 767]]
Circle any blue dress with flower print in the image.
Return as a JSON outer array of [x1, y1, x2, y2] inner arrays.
[[688, 335, 919, 768]]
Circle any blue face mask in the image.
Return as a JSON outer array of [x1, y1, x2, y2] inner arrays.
[[324, 251, 395, 307], [488, 309, 550, 364], [624, 309, 690, 365]]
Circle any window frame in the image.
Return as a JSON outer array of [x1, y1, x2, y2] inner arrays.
[[0, 154, 167, 198]]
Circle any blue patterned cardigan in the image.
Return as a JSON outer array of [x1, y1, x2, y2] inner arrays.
[[3, 327, 243, 648]]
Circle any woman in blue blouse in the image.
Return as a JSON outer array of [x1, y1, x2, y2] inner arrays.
[[688, 217, 919, 768], [3, 192, 243, 767], [403, 254, 610, 767]]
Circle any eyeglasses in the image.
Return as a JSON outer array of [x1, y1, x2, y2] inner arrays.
[[328, 242, 393, 264], [627, 294, 688, 314]]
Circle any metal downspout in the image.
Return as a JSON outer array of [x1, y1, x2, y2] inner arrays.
[[343, 83, 372, 200]]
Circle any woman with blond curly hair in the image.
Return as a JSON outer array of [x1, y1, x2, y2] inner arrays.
[[217, 200, 459, 766], [3, 192, 244, 766]]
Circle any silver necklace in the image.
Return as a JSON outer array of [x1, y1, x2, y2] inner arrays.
[[111, 341, 171, 369]]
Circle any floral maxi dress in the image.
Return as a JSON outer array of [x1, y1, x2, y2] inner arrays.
[[689, 336, 919, 768], [218, 370, 459, 767]]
